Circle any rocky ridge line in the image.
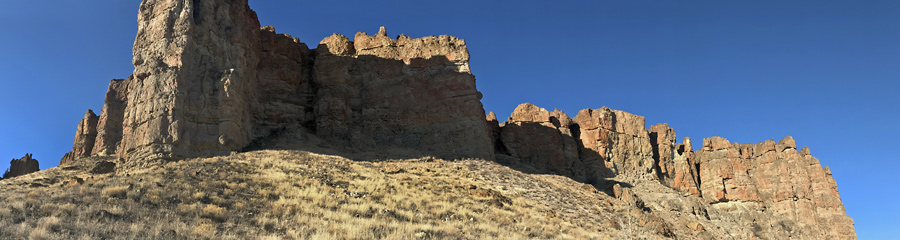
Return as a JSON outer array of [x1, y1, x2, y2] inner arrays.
[[493, 102, 855, 239], [55, 0, 855, 239]]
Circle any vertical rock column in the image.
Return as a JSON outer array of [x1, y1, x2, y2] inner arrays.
[[120, 0, 262, 161], [61, 110, 99, 165], [92, 77, 130, 156]]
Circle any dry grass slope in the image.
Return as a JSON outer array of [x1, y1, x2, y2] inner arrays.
[[0, 149, 721, 239]]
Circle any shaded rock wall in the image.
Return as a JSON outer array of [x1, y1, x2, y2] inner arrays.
[[314, 27, 492, 160], [93, 78, 130, 156], [3, 154, 39, 179]]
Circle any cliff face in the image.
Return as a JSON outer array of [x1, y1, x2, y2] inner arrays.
[[492, 103, 855, 239], [63, 0, 492, 166], [59, 0, 854, 238]]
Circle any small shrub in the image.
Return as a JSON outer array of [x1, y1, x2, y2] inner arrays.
[[202, 204, 227, 222], [192, 223, 217, 238], [102, 186, 129, 199]]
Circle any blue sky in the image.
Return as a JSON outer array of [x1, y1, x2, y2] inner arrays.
[[1, 1, 897, 238]]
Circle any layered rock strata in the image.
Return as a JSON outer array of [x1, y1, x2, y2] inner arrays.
[[314, 27, 491, 159], [490, 102, 855, 239], [692, 136, 855, 239], [3, 154, 39, 179], [59, 0, 854, 238], [65, 0, 491, 164]]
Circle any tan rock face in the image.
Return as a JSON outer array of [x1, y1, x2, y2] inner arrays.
[[573, 107, 655, 179], [3, 154, 39, 179], [692, 136, 855, 239], [120, 0, 263, 162], [61, 1, 855, 238], [491, 103, 854, 239]]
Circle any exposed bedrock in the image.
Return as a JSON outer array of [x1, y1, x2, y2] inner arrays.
[[67, 0, 492, 165], [490, 103, 854, 239]]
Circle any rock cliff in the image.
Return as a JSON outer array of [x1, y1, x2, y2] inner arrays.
[[2, 154, 39, 179], [58, 0, 854, 238], [64, 0, 491, 165], [490, 103, 855, 239]]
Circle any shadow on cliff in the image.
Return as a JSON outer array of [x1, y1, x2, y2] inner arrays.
[[246, 49, 491, 160], [493, 121, 632, 198], [244, 48, 629, 197]]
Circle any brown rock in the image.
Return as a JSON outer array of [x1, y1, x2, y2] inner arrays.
[[255, 26, 316, 139], [650, 124, 676, 185], [63, 176, 84, 187], [59, 152, 76, 166], [92, 78, 130, 156], [573, 107, 654, 179], [692, 136, 855, 239], [90, 161, 117, 174], [486, 112, 506, 154], [312, 27, 492, 160], [3, 153, 39, 179], [120, 0, 263, 161], [499, 103, 580, 178], [74, 1, 494, 165], [73, 110, 99, 157]]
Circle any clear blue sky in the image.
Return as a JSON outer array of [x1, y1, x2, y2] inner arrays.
[[1, 1, 897, 238]]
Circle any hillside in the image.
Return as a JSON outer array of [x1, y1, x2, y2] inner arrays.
[[0, 0, 856, 239], [0, 145, 829, 239]]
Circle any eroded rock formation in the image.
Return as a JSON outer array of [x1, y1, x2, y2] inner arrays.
[[93, 78, 130, 156], [490, 103, 855, 239], [3, 154, 39, 179], [59, 0, 855, 238], [66, 0, 491, 164]]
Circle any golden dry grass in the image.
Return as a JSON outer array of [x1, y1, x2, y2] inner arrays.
[[0, 149, 688, 239]]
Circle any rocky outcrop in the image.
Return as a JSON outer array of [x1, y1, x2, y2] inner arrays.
[[650, 124, 701, 196], [490, 104, 854, 239], [499, 103, 580, 178], [92, 78, 130, 156], [59, 1, 854, 238], [119, 0, 263, 161], [3, 154, 39, 179], [691, 136, 855, 239], [313, 27, 492, 160], [573, 107, 655, 179], [61, 110, 99, 165], [73, 110, 99, 157], [68, 0, 492, 164]]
